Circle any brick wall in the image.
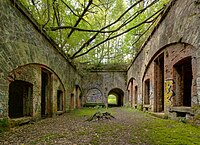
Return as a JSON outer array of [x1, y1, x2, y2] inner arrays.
[[127, 0, 200, 121]]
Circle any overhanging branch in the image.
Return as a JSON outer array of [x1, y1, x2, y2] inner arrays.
[[72, 7, 164, 59]]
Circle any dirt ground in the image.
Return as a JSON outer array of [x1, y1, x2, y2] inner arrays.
[[0, 107, 200, 145]]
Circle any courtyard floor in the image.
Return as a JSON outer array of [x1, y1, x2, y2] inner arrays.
[[0, 107, 200, 145]]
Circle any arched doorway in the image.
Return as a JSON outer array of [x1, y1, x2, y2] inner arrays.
[[108, 88, 124, 107], [9, 80, 33, 118]]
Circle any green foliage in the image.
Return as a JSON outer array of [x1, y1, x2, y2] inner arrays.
[[108, 94, 117, 104], [0, 119, 9, 133], [18, 0, 170, 67]]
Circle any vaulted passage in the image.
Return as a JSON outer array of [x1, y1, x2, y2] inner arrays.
[[9, 80, 33, 118], [108, 88, 124, 107]]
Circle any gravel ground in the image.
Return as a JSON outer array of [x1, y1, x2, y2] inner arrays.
[[0, 108, 168, 145], [0, 108, 152, 145]]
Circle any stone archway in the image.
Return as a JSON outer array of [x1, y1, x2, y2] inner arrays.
[[108, 88, 124, 107]]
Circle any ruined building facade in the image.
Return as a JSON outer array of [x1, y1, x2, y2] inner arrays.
[[127, 0, 200, 121], [0, 0, 200, 124]]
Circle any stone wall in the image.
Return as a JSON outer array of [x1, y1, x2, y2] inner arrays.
[[0, 0, 82, 119], [127, 0, 200, 121], [82, 70, 127, 106]]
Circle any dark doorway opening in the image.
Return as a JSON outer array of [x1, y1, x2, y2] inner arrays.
[[108, 88, 124, 107], [134, 85, 138, 107], [70, 93, 74, 110], [57, 90, 63, 111], [41, 69, 52, 118], [75, 86, 82, 108], [144, 79, 150, 105], [174, 57, 192, 107], [130, 81, 133, 107], [9, 80, 33, 118], [154, 53, 164, 112]]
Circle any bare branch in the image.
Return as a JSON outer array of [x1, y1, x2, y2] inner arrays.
[[72, 7, 164, 59], [42, 0, 50, 28], [67, 0, 93, 38], [71, 0, 143, 58], [132, 13, 160, 46]]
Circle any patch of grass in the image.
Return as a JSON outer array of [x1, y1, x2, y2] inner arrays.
[[108, 95, 117, 104], [69, 107, 113, 117], [131, 117, 200, 144], [0, 119, 9, 133], [31, 133, 66, 144]]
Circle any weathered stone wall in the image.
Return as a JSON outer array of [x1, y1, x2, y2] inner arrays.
[[127, 0, 200, 120], [0, 0, 82, 118], [82, 70, 127, 106]]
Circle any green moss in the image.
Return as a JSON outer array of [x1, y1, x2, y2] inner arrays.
[[131, 117, 200, 144], [137, 104, 143, 111], [0, 118, 10, 133], [68, 107, 111, 117], [192, 105, 200, 112], [31, 133, 66, 144]]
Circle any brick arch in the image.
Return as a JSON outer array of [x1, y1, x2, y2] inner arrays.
[[127, 77, 136, 90], [141, 42, 197, 112], [8, 63, 65, 91], [6, 63, 66, 118], [142, 42, 196, 82]]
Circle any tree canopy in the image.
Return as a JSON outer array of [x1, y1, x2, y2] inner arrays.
[[19, 0, 169, 68]]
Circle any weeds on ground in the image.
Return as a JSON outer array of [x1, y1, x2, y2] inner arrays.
[[0, 119, 9, 133], [68, 107, 112, 117], [129, 111, 200, 144]]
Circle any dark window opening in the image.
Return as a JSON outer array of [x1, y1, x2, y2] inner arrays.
[[57, 90, 63, 111], [9, 80, 33, 118], [154, 53, 164, 112], [144, 79, 150, 105], [174, 57, 192, 107]]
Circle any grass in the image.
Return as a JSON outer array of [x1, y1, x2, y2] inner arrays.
[[69, 107, 110, 117], [145, 119, 200, 144], [108, 95, 117, 104], [31, 133, 67, 144], [129, 112, 200, 144], [3, 108, 200, 144], [71, 108, 200, 144], [0, 119, 9, 133]]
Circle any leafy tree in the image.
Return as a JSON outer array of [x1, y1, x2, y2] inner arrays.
[[18, 0, 169, 67]]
